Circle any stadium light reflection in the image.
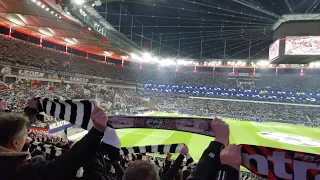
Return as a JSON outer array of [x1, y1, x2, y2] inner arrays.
[[160, 59, 176, 66], [142, 53, 152, 62], [256, 61, 270, 67], [74, 0, 85, 5]]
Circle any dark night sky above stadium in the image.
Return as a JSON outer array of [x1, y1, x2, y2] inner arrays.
[[93, 0, 317, 60]]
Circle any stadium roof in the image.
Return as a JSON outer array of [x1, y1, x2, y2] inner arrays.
[[1, 0, 320, 63], [94, 0, 320, 60], [0, 0, 125, 57]]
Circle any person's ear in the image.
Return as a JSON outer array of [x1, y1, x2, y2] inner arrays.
[[11, 139, 19, 149]]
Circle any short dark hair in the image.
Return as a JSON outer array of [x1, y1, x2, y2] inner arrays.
[[0, 113, 28, 147], [123, 160, 160, 180]]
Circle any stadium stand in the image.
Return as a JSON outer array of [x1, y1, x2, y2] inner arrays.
[[0, 21, 319, 180], [1, 34, 320, 92]]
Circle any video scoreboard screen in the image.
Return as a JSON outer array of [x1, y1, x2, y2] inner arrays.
[[269, 39, 280, 60], [285, 36, 320, 55]]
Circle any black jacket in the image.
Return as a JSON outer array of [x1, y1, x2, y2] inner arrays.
[[81, 152, 117, 180], [0, 128, 104, 180], [215, 164, 239, 180], [162, 154, 185, 180], [187, 141, 224, 180]]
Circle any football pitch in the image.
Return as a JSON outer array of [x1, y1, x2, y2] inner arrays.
[[67, 112, 320, 164]]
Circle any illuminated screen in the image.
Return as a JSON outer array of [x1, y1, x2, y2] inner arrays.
[[285, 36, 320, 55], [269, 39, 280, 60]]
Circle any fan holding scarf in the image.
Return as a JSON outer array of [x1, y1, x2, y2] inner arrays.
[[0, 97, 119, 180]]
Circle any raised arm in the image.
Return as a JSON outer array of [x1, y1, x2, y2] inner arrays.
[[187, 118, 229, 180]]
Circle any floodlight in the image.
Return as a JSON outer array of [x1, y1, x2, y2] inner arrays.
[[41, 4, 45, 8], [37, 1, 41, 5], [256, 61, 269, 67], [152, 57, 160, 63], [32, 0, 36, 2], [74, 0, 85, 5], [46, 8, 49, 11], [104, 51, 113, 57], [160, 59, 176, 66], [142, 53, 152, 61], [177, 60, 186, 65], [121, 55, 128, 60], [131, 53, 141, 61]]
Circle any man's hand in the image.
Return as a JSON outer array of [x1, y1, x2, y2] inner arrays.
[[180, 145, 189, 156], [166, 152, 172, 160], [220, 144, 242, 171], [211, 118, 229, 147], [27, 97, 38, 110], [24, 136, 32, 145], [91, 106, 108, 132], [0, 99, 7, 112]]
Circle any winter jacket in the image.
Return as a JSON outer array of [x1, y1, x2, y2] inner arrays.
[[187, 141, 224, 180], [215, 164, 239, 180], [81, 152, 117, 180], [0, 127, 104, 180]]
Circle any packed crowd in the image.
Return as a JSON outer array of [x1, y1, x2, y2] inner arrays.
[[0, 103, 261, 180], [149, 94, 320, 126], [1, 34, 320, 92], [0, 79, 319, 127]]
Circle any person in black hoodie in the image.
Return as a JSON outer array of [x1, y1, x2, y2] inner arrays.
[[0, 98, 110, 180], [187, 118, 240, 180]]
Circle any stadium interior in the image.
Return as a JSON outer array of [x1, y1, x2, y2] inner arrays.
[[1, 0, 320, 179]]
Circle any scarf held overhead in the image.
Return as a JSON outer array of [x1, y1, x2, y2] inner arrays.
[[36, 97, 121, 149]]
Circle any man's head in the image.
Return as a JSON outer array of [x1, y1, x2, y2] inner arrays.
[[0, 113, 28, 152], [122, 160, 160, 180]]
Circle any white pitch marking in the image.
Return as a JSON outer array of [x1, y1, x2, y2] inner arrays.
[[262, 126, 319, 154]]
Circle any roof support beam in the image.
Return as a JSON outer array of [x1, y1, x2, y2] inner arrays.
[[233, 0, 279, 18], [284, 0, 293, 13]]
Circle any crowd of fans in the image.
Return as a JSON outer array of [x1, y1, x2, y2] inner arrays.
[[1, 34, 320, 92], [0, 78, 319, 127], [0, 108, 261, 180]]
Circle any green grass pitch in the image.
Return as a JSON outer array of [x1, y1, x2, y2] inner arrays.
[[67, 112, 320, 171]]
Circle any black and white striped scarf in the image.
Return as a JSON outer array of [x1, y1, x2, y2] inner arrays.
[[27, 141, 66, 159], [36, 97, 121, 149], [26, 141, 193, 164], [37, 97, 98, 130], [120, 144, 194, 165]]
